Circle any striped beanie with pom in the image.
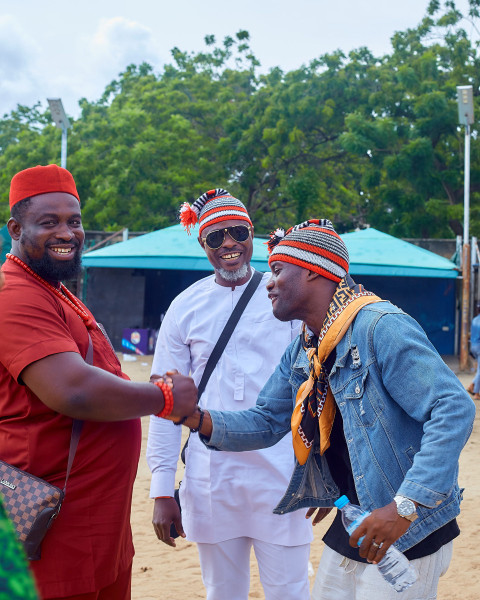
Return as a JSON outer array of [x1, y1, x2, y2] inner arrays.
[[267, 219, 349, 283], [179, 188, 253, 235]]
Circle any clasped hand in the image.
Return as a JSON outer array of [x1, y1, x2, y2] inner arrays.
[[150, 370, 198, 422]]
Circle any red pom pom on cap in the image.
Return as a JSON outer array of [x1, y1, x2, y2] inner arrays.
[[179, 202, 199, 234]]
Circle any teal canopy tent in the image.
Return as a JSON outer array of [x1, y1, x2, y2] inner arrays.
[[0, 226, 11, 264], [82, 224, 269, 270], [81, 225, 459, 354], [341, 228, 457, 279], [82, 224, 458, 279]]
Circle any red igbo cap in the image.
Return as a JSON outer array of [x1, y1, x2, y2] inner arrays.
[[9, 164, 80, 209]]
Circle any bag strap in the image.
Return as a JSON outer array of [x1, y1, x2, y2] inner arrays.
[[197, 269, 263, 399], [63, 333, 93, 492], [180, 270, 263, 464], [63, 419, 83, 493]]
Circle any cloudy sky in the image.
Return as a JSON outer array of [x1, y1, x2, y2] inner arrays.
[[0, 0, 474, 120]]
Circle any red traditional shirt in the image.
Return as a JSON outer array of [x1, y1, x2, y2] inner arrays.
[[0, 259, 141, 598]]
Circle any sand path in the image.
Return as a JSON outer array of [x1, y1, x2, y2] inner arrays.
[[122, 355, 479, 600]]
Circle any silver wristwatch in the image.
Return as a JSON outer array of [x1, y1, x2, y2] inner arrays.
[[394, 495, 418, 522]]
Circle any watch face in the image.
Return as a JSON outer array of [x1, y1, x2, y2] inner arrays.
[[397, 499, 415, 515]]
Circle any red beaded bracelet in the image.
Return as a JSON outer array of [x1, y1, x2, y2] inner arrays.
[[154, 381, 174, 418]]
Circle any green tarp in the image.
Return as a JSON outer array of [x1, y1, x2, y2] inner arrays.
[[82, 224, 458, 279]]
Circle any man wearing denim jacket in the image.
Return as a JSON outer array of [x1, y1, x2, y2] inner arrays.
[[176, 219, 476, 600]]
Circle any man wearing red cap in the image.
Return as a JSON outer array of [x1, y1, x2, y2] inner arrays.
[[172, 219, 475, 600], [0, 165, 197, 600]]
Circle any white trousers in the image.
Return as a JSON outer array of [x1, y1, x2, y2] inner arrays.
[[311, 543, 453, 600], [197, 537, 311, 600]]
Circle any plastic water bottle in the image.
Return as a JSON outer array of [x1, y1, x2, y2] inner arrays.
[[334, 495, 417, 592]]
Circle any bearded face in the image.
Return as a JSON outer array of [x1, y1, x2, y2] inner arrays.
[[13, 192, 84, 283]]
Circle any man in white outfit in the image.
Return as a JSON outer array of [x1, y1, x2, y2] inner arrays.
[[146, 188, 313, 600]]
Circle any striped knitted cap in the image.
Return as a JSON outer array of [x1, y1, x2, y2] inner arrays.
[[267, 219, 349, 283], [179, 188, 252, 235]]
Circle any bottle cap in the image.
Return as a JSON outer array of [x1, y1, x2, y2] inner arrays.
[[334, 495, 350, 509]]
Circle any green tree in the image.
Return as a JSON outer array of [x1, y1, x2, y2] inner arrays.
[[72, 32, 259, 230], [341, 0, 480, 237], [2, 5, 480, 238], [0, 33, 258, 230], [224, 48, 381, 232], [0, 104, 59, 223]]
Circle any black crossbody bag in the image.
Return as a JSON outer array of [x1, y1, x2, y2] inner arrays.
[[170, 270, 263, 537]]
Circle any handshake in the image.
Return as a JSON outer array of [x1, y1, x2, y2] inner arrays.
[[150, 370, 207, 433]]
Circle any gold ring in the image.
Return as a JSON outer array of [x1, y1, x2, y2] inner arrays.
[[371, 541, 380, 549]]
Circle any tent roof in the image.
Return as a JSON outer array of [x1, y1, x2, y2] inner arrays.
[[0, 225, 11, 265], [82, 224, 270, 271], [81, 224, 458, 279], [340, 228, 458, 278]]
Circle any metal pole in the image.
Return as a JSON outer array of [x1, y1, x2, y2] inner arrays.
[[460, 244, 471, 370], [454, 235, 462, 357], [61, 125, 68, 169], [475, 238, 480, 309], [471, 237, 477, 321], [460, 124, 471, 371], [464, 124, 470, 243]]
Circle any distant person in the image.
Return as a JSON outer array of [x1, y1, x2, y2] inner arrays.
[[467, 303, 480, 399], [147, 189, 313, 600], [171, 219, 475, 600], [0, 165, 197, 600]]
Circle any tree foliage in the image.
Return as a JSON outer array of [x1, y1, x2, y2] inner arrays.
[[1, 3, 480, 238], [340, 0, 480, 237]]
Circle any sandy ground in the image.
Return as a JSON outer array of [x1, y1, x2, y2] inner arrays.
[[122, 354, 480, 600]]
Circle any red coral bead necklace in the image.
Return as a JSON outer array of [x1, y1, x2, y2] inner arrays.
[[6, 253, 95, 329]]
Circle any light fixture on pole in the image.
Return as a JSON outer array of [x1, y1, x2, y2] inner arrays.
[[47, 98, 71, 169], [456, 85, 474, 370]]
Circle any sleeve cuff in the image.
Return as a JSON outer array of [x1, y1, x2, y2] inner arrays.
[[149, 471, 177, 499], [397, 480, 449, 509]]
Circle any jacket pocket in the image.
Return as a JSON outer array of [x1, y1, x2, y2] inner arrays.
[[343, 370, 382, 427], [289, 370, 306, 396]]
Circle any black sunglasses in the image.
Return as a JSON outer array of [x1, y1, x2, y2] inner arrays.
[[202, 225, 252, 250]]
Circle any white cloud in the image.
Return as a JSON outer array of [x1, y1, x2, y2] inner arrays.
[[88, 17, 162, 78], [0, 0, 476, 120], [0, 15, 165, 119], [0, 15, 42, 116], [39, 16, 167, 114]]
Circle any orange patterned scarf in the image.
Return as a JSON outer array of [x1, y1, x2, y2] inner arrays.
[[291, 276, 381, 465]]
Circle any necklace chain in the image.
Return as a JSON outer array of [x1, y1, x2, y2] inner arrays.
[[6, 253, 95, 329]]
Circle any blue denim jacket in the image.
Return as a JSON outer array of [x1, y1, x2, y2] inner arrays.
[[205, 301, 476, 551]]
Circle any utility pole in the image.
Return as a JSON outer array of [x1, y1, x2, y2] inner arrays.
[[456, 85, 475, 370], [47, 98, 71, 169]]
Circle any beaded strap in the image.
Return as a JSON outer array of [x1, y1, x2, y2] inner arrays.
[[154, 381, 174, 418]]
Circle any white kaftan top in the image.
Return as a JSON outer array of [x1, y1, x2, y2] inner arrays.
[[146, 270, 313, 545]]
